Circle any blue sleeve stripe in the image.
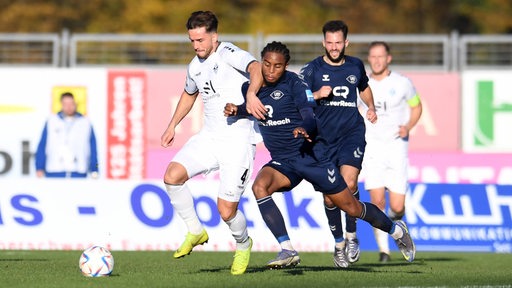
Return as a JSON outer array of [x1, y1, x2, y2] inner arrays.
[[89, 126, 99, 173], [35, 122, 48, 170]]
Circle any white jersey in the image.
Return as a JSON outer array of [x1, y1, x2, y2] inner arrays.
[[364, 71, 417, 143], [185, 41, 260, 144]]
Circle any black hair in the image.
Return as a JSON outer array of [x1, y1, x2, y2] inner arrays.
[[60, 92, 74, 101], [186, 11, 218, 33], [369, 41, 391, 54], [322, 20, 349, 38], [260, 41, 290, 64]]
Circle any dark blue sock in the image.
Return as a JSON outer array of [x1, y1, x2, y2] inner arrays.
[[257, 196, 289, 242], [324, 205, 344, 242], [359, 201, 393, 233], [345, 188, 359, 233]]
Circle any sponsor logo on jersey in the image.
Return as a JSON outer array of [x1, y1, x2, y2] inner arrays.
[[322, 74, 330, 81], [319, 99, 356, 107], [195, 72, 201, 77], [270, 90, 284, 100], [202, 80, 220, 101], [271, 161, 282, 166], [213, 63, 219, 74], [346, 75, 357, 84], [260, 118, 291, 126]]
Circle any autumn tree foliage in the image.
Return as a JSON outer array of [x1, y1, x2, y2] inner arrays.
[[0, 0, 511, 34]]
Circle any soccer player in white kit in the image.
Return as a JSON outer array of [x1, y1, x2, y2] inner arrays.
[[362, 41, 422, 262], [160, 11, 263, 275]]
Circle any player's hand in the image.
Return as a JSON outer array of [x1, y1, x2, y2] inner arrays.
[[366, 108, 377, 124], [293, 127, 312, 142], [36, 170, 45, 178], [224, 103, 238, 117], [246, 92, 266, 120], [161, 126, 176, 148], [398, 125, 409, 139], [315, 86, 332, 99]]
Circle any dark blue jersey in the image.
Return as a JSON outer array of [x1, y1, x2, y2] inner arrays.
[[242, 71, 318, 160], [300, 55, 369, 144]]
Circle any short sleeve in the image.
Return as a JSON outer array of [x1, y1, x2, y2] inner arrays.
[[291, 73, 316, 110], [218, 42, 257, 73], [184, 68, 198, 95]]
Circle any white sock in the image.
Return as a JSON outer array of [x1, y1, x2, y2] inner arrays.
[[225, 210, 250, 250], [280, 240, 294, 251], [373, 227, 390, 254], [390, 223, 404, 240], [335, 240, 346, 250], [165, 183, 203, 235], [346, 232, 357, 240]]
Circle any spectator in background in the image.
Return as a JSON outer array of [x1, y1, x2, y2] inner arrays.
[[35, 92, 99, 178], [363, 41, 422, 262]]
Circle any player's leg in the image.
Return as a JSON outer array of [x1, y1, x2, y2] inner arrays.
[[217, 143, 255, 275], [310, 158, 415, 263], [369, 187, 391, 262], [164, 134, 215, 258], [321, 145, 348, 267], [388, 191, 406, 221], [325, 189, 415, 262], [253, 163, 301, 268], [340, 164, 361, 263], [322, 194, 348, 267]]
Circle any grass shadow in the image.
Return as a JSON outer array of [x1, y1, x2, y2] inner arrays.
[[0, 259, 49, 262]]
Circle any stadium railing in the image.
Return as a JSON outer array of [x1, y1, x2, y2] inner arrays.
[[0, 32, 511, 70], [0, 33, 60, 67]]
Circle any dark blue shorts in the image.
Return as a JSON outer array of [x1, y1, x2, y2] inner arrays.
[[327, 125, 366, 170], [264, 153, 347, 194]]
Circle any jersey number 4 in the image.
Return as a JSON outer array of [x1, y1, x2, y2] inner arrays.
[[240, 169, 249, 184]]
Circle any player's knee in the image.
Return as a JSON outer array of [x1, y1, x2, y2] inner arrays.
[[252, 181, 271, 199], [219, 208, 236, 222], [372, 198, 386, 210], [163, 162, 188, 184], [346, 181, 358, 193], [323, 196, 335, 208], [343, 198, 362, 217]]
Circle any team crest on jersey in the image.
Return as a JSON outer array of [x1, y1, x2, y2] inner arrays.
[[213, 63, 219, 73], [346, 75, 357, 84], [322, 74, 330, 81], [270, 90, 284, 100]]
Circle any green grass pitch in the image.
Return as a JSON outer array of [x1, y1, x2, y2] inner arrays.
[[1, 250, 511, 287]]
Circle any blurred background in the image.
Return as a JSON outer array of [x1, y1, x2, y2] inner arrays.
[[0, 0, 511, 253]]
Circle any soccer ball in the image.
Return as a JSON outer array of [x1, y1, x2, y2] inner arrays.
[[79, 245, 114, 277]]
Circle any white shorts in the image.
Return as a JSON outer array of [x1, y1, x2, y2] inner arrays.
[[172, 132, 256, 202], [362, 138, 409, 195]]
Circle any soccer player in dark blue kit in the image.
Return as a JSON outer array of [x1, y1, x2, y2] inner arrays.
[[300, 20, 383, 267], [225, 41, 415, 269]]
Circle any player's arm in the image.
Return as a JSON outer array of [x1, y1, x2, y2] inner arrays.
[[312, 86, 332, 100], [399, 95, 423, 138], [359, 86, 377, 124], [299, 64, 331, 100], [245, 61, 266, 119], [293, 107, 316, 142], [161, 90, 198, 148], [225, 81, 252, 117]]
